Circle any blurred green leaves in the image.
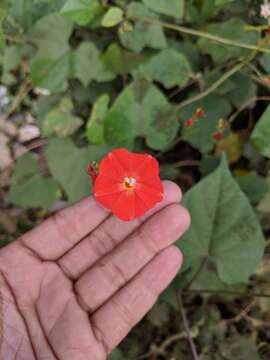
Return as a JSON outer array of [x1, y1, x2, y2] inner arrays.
[[61, 0, 103, 26], [8, 153, 60, 209]]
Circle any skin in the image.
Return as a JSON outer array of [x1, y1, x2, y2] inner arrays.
[[0, 181, 190, 360]]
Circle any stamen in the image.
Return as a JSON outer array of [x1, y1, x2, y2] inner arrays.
[[124, 176, 137, 189]]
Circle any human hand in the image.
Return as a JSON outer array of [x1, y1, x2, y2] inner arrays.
[[0, 181, 190, 360]]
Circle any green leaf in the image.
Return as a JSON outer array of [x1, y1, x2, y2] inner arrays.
[[142, 0, 184, 19], [103, 81, 174, 149], [227, 73, 257, 108], [235, 173, 268, 205], [46, 138, 108, 203], [101, 43, 145, 75], [61, 0, 103, 26], [29, 13, 73, 60], [178, 155, 265, 288], [136, 49, 192, 89], [86, 94, 109, 144], [42, 97, 83, 137], [259, 53, 270, 73], [8, 153, 59, 209], [251, 104, 270, 158], [108, 349, 125, 360], [101, 6, 123, 27], [146, 105, 179, 150], [198, 18, 259, 64], [30, 52, 71, 93], [72, 42, 114, 87], [180, 94, 232, 153], [119, 2, 167, 53]]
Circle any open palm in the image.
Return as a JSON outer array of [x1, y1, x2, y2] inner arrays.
[[0, 181, 190, 360]]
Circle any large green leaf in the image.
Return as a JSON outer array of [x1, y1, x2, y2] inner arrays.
[[103, 81, 176, 149], [8, 153, 59, 209], [136, 48, 192, 88], [29, 12, 73, 60], [198, 18, 259, 64], [142, 0, 184, 19], [178, 156, 265, 289], [46, 138, 108, 203], [61, 0, 103, 26], [42, 97, 83, 137], [72, 42, 115, 87], [251, 104, 270, 158], [119, 2, 167, 53]]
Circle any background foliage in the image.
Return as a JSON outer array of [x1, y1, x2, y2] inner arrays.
[[1, 0, 270, 359]]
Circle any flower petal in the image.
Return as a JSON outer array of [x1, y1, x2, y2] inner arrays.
[[112, 190, 136, 221]]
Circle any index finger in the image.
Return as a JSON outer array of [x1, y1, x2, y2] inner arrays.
[[20, 196, 109, 260]]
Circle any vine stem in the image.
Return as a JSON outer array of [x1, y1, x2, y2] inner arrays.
[[177, 290, 199, 360], [176, 62, 244, 110], [228, 96, 270, 123], [184, 288, 270, 298], [131, 17, 270, 54]]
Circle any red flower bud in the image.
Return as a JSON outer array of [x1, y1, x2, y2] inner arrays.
[[212, 132, 224, 141], [87, 162, 99, 184], [184, 118, 194, 127], [195, 108, 205, 118]]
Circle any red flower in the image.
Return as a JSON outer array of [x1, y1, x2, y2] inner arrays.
[[92, 149, 164, 221]]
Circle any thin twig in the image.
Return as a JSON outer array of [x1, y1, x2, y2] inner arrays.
[[131, 17, 270, 54], [177, 291, 199, 360], [184, 288, 270, 298], [228, 96, 270, 123], [169, 160, 200, 168], [175, 62, 246, 110], [6, 80, 32, 117]]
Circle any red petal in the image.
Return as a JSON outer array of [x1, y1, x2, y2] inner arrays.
[[112, 191, 136, 221], [95, 192, 122, 210], [135, 155, 160, 180], [135, 182, 163, 208]]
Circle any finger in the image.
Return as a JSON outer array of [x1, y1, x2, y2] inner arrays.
[[58, 181, 182, 279], [75, 204, 190, 312], [20, 196, 109, 260], [90, 246, 182, 355]]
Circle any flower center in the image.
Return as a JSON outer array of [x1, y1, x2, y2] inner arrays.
[[123, 176, 137, 189]]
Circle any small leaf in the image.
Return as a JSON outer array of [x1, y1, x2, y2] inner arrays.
[[8, 153, 59, 209], [42, 97, 83, 137], [72, 42, 114, 87], [235, 172, 268, 205], [29, 13, 73, 60], [198, 18, 259, 64], [30, 52, 71, 93], [86, 94, 109, 144], [61, 0, 103, 26], [46, 138, 108, 203], [142, 0, 184, 19], [251, 104, 270, 158], [136, 49, 192, 88], [101, 7, 123, 27], [119, 2, 167, 53], [216, 132, 244, 163], [178, 155, 265, 288], [180, 94, 232, 153]]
